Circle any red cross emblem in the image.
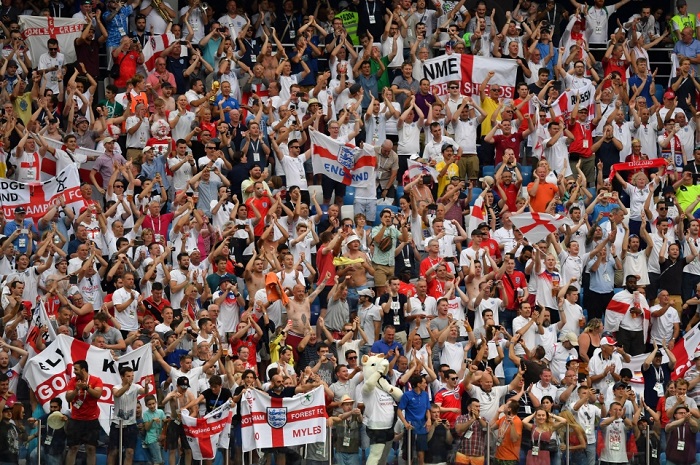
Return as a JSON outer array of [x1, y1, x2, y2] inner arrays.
[[518, 212, 557, 235]]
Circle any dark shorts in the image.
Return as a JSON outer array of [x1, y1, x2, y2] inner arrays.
[[66, 418, 100, 447], [109, 423, 138, 450], [166, 421, 191, 451], [366, 427, 394, 445], [321, 175, 346, 202]]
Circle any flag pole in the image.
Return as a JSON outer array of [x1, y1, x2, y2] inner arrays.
[[37, 419, 41, 465], [118, 419, 123, 465]]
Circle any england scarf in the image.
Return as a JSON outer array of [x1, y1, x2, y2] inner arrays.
[[181, 402, 233, 460], [604, 290, 651, 341]]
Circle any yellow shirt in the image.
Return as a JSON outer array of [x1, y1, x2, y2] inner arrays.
[[436, 161, 460, 197], [480, 97, 499, 136]]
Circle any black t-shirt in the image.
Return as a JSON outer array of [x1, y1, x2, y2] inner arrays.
[[671, 75, 696, 115], [659, 258, 684, 295], [378, 293, 408, 331], [424, 424, 450, 462], [683, 162, 700, 185], [202, 387, 233, 414], [268, 386, 297, 398], [642, 362, 671, 412], [596, 140, 621, 179]]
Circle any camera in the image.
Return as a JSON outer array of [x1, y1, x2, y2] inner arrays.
[[289, 103, 297, 110], [218, 27, 227, 33], [422, 175, 432, 184], [237, 224, 246, 230]]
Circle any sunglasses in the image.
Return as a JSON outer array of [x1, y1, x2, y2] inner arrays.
[[450, 377, 459, 381], [347, 356, 357, 360], [290, 145, 300, 149], [49, 47, 58, 51], [449, 86, 459, 89]]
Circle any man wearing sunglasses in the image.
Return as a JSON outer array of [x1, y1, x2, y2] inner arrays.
[[38, 38, 65, 94]]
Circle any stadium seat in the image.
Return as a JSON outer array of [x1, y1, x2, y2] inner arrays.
[[341, 205, 354, 221], [482, 166, 495, 178], [470, 188, 483, 205], [654, 84, 665, 103], [396, 185, 404, 199], [343, 186, 356, 205], [521, 165, 533, 185]]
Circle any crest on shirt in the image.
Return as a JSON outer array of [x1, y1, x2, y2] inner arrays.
[[267, 407, 287, 428]]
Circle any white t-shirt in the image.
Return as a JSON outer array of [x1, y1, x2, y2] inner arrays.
[[213, 290, 241, 333], [112, 383, 141, 425], [537, 324, 558, 362], [112, 288, 140, 331], [649, 305, 681, 345], [467, 384, 509, 421], [561, 300, 584, 336], [409, 296, 437, 339], [512, 315, 537, 356], [470, 297, 502, 330]]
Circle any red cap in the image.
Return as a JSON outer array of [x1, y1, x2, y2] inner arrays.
[[663, 91, 675, 100]]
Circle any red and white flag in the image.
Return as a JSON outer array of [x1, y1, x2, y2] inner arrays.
[[510, 212, 573, 244], [0, 164, 83, 224], [42, 137, 100, 182], [23, 335, 155, 434], [310, 129, 376, 187], [407, 160, 438, 182], [604, 290, 651, 341], [143, 33, 176, 71], [181, 402, 233, 460], [19, 15, 84, 63], [468, 195, 485, 235], [240, 387, 327, 452], [26, 300, 57, 355], [670, 325, 700, 380], [419, 54, 517, 103]]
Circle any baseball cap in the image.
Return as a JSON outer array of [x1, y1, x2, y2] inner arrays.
[[3, 399, 14, 410], [678, 0, 687, 7], [358, 289, 374, 297], [102, 136, 114, 144], [177, 376, 190, 388], [479, 175, 495, 185], [477, 222, 490, 230], [163, 330, 176, 340], [67, 286, 81, 297], [75, 116, 88, 124], [559, 331, 579, 346], [600, 335, 616, 346], [441, 143, 454, 153], [6, 60, 17, 68], [613, 381, 628, 390], [349, 83, 362, 94], [142, 146, 154, 153], [664, 91, 675, 100], [14, 206, 26, 214], [340, 395, 354, 403]]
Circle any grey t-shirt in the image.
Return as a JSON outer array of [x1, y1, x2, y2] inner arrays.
[[112, 383, 140, 425], [429, 317, 450, 336], [325, 297, 350, 332], [88, 326, 124, 348]]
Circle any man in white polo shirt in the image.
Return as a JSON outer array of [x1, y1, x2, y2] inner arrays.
[[464, 364, 525, 421]]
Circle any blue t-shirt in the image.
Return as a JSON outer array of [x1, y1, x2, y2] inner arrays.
[[103, 5, 133, 48], [4, 219, 37, 254], [591, 202, 616, 225], [398, 388, 431, 434]]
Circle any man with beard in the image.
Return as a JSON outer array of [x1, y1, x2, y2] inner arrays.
[[65, 360, 104, 465], [605, 275, 651, 356], [84, 312, 126, 352], [170, 252, 195, 316]]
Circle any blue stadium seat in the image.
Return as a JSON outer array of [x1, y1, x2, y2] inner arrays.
[[504, 367, 518, 384], [521, 165, 533, 185], [396, 186, 404, 199], [655, 84, 665, 103], [482, 166, 496, 177], [343, 186, 356, 205], [470, 188, 483, 205]]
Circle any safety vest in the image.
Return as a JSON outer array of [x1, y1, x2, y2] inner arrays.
[[336, 10, 359, 45], [671, 13, 696, 42]]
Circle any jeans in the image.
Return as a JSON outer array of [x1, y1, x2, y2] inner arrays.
[[145, 441, 164, 464], [586, 442, 597, 465], [336, 451, 361, 465]]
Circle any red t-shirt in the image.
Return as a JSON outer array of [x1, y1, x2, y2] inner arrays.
[[481, 238, 501, 260], [434, 383, 466, 427], [501, 271, 527, 310], [246, 194, 272, 236], [567, 120, 593, 157], [493, 132, 525, 165], [420, 256, 442, 279], [602, 57, 628, 88], [499, 182, 519, 213], [399, 281, 417, 298], [67, 375, 104, 420], [316, 244, 337, 287], [427, 276, 448, 299], [142, 213, 174, 242]]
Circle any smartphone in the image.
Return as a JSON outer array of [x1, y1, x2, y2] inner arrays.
[[69, 274, 78, 285], [134, 238, 144, 247]]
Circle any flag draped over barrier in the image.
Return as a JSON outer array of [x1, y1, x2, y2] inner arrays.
[[240, 386, 327, 452], [23, 335, 155, 433], [181, 402, 233, 460]]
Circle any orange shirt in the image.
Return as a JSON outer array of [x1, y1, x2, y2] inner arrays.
[[495, 415, 523, 461], [528, 181, 559, 213]]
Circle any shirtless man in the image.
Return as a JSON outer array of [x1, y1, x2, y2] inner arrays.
[[465, 253, 501, 300], [339, 235, 375, 313], [162, 376, 197, 465], [243, 251, 266, 303], [285, 272, 332, 360]]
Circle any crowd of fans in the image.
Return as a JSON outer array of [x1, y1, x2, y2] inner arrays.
[[2, 0, 700, 464]]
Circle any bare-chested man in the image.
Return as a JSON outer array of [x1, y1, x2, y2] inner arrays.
[[243, 251, 266, 304], [465, 254, 501, 300], [339, 235, 374, 313], [285, 272, 331, 360]]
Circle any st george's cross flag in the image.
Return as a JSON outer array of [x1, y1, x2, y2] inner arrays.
[[181, 402, 233, 460], [310, 129, 376, 187], [240, 387, 327, 452], [19, 15, 83, 63], [468, 194, 485, 236], [407, 160, 439, 182], [528, 83, 597, 123], [143, 33, 176, 71], [418, 54, 517, 103], [604, 290, 652, 342], [510, 213, 574, 244]]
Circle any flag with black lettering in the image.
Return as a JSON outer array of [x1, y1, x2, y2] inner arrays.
[[26, 300, 57, 355], [240, 387, 327, 452], [420, 54, 517, 103], [22, 335, 155, 434], [19, 15, 84, 63], [0, 164, 83, 225]]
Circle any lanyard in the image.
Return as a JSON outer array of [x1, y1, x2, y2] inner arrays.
[[547, 5, 556, 24], [655, 366, 664, 384], [677, 425, 685, 441], [366, 0, 376, 16], [251, 139, 260, 154]]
